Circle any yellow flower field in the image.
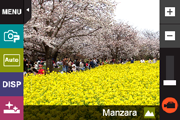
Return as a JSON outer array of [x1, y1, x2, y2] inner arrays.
[[24, 61, 159, 105]]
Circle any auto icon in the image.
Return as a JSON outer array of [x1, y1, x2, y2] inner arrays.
[[164, 101, 175, 108]]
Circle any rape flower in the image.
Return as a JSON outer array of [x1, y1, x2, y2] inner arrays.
[[24, 61, 159, 105]]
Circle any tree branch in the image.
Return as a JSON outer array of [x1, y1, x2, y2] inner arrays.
[[52, 15, 66, 37], [58, 27, 101, 48], [24, 47, 45, 53]]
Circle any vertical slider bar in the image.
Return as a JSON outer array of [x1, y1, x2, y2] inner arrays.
[[166, 56, 174, 80], [164, 56, 176, 86]]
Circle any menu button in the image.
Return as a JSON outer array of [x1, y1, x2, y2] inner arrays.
[[2, 9, 22, 15]]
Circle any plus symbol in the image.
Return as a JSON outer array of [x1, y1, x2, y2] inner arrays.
[[167, 9, 173, 15]]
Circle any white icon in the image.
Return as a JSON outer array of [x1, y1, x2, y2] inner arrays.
[[3, 81, 22, 88], [165, 31, 175, 41], [163, 80, 176, 86], [4, 101, 20, 114], [165, 7, 175, 17], [2, 9, 22, 15], [4, 30, 20, 43], [27, 8, 29, 12], [145, 110, 154, 117], [3, 54, 20, 67]]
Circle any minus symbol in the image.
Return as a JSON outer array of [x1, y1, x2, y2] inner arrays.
[[167, 35, 173, 37]]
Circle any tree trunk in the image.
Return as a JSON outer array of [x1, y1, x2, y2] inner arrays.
[[53, 52, 58, 62], [115, 47, 118, 62], [30, 50, 37, 62], [45, 49, 58, 72], [46, 58, 53, 72], [43, 41, 58, 72]]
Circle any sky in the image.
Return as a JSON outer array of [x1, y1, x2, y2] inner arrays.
[[114, 0, 159, 32]]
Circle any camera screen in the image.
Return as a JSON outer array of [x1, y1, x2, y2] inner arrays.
[[0, 0, 178, 120]]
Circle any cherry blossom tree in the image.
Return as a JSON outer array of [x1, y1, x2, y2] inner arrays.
[[24, 0, 116, 71], [78, 23, 159, 61], [78, 22, 139, 61], [24, 0, 159, 72], [137, 30, 159, 59]]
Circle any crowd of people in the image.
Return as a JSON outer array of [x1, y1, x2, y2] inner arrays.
[[23, 57, 157, 75], [60, 57, 99, 73], [59, 57, 157, 73], [23, 57, 45, 75]]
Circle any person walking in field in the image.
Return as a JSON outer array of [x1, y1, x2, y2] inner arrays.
[[86, 61, 89, 68], [119, 58, 123, 64], [140, 59, 145, 63], [79, 59, 85, 71], [153, 57, 157, 63], [97, 59, 100, 66], [89, 59, 95, 69], [104, 58, 108, 65], [76, 59, 80, 71], [126, 58, 129, 63], [38, 64, 45, 74], [65, 57, 69, 72], [62, 57, 67, 72], [68, 59, 72, 68], [130, 58, 134, 63], [72, 64, 76, 72], [27, 61, 32, 70], [67, 66, 73, 73], [34, 62, 38, 70], [82, 60, 86, 68], [148, 59, 152, 63], [93, 58, 97, 67]]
